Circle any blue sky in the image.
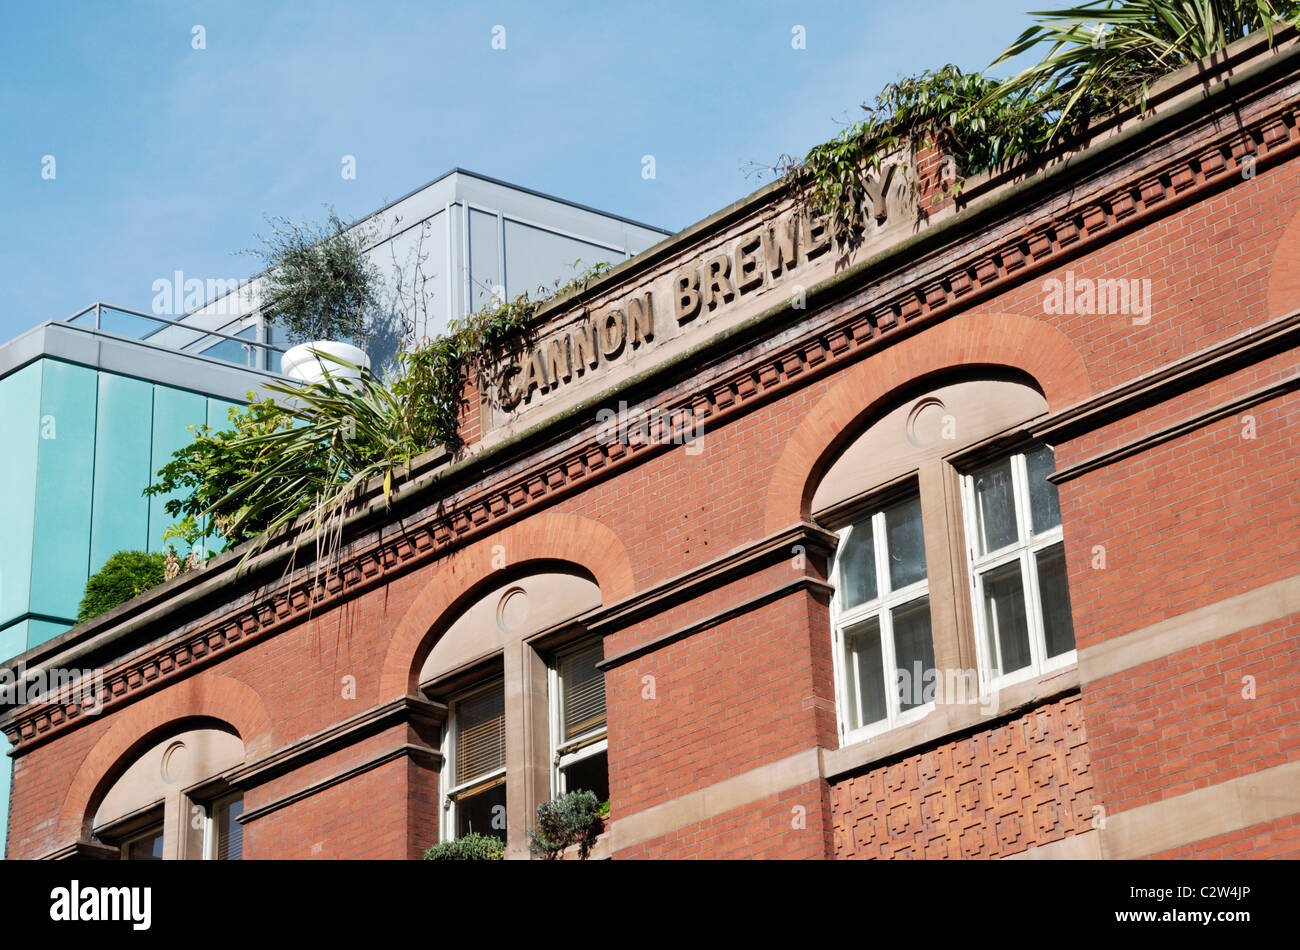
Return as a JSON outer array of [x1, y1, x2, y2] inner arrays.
[[0, 0, 1044, 343]]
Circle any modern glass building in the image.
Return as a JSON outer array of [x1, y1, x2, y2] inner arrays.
[[1, 168, 668, 661], [174, 168, 672, 373], [0, 170, 668, 855]]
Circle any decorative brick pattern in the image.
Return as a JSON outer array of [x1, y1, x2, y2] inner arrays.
[[830, 695, 1094, 859]]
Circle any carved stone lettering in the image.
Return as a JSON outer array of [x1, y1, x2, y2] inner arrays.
[[675, 268, 701, 323], [628, 292, 654, 347], [703, 254, 735, 311], [765, 214, 798, 278], [735, 233, 764, 293], [571, 317, 600, 374], [599, 309, 626, 358]]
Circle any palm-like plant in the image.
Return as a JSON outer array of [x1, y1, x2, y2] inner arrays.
[[989, 0, 1300, 144], [148, 351, 432, 573]]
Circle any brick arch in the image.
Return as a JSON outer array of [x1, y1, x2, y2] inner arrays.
[[378, 513, 635, 697], [763, 312, 1093, 533], [1266, 200, 1300, 318], [57, 672, 273, 844]]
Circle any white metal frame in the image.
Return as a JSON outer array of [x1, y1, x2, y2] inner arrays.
[[548, 638, 608, 799], [200, 791, 243, 860], [961, 446, 1076, 694], [462, 198, 630, 311], [440, 678, 508, 842], [830, 495, 935, 746]]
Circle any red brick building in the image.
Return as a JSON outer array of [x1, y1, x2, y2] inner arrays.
[[5, 29, 1300, 861]]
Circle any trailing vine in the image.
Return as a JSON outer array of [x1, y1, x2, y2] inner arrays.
[[391, 259, 613, 451], [788, 66, 1062, 248], [144, 259, 617, 573], [788, 2, 1300, 249]]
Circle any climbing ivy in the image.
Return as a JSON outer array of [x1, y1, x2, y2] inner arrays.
[[391, 259, 614, 451]]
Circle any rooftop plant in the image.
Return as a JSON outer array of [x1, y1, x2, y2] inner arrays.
[[145, 354, 432, 572], [146, 260, 613, 569], [248, 207, 381, 347], [77, 551, 167, 623], [990, 0, 1300, 143], [790, 0, 1300, 245]]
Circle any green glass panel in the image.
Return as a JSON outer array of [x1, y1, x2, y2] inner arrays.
[[0, 364, 42, 629], [29, 362, 97, 621], [89, 374, 154, 574], [147, 387, 207, 552]]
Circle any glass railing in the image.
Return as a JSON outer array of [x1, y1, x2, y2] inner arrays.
[[64, 303, 285, 373]]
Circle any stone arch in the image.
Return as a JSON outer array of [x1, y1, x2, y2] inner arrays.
[[57, 673, 273, 844], [763, 312, 1092, 533], [378, 513, 635, 698]]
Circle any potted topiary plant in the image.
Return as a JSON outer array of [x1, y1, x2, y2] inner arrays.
[[528, 789, 604, 860], [249, 208, 380, 384]]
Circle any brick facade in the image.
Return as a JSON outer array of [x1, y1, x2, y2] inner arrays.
[[4, 32, 1300, 861]]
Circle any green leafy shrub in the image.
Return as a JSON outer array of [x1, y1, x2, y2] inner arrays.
[[791, 2, 1300, 246], [794, 65, 1057, 245], [144, 259, 618, 575], [390, 258, 612, 451], [423, 833, 505, 861], [77, 551, 167, 623], [529, 789, 603, 860], [146, 355, 434, 571]]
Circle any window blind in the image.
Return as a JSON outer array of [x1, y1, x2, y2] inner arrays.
[[215, 795, 244, 861], [455, 682, 506, 787], [560, 640, 606, 742]]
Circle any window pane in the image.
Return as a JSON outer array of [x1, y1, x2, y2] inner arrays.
[[1036, 543, 1076, 658], [559, 641, 606, 742], [215, 796, 243, 861], [455, 683, 506, 786], [124, 827, 164, 860], [843, 617, 887, 731], [1025, 444, 1063, 535], [884, 494, 927, 590], [457, 782, 507, 841], [838, 521, 877, 609], [981, 560, 1032, 676], [560, 750, 609, 805], [891, 597, 935, 712], [971, 457, 1018, 555]]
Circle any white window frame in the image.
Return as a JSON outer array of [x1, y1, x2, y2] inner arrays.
[[440, 678, 508, 843], [830, 492, 935, 746], [962, 444, 1077, 693], [548, 638, 608, 799], [198, 791, 243, 861]]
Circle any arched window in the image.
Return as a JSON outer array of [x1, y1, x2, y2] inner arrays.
[[813, 374, 1077, 746], [92, 725, 245, 860], [418, 567, 605, 850]]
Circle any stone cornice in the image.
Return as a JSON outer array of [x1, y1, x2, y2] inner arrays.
[[5, 38, 1299, 754], [597, 576, 836, 671], [238, 742, 441, 826], [226, 695, 446, 790], [586, 521, 837, 642], [1033, 307, 1300, 445], [1049, 372, 1300, 484]]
